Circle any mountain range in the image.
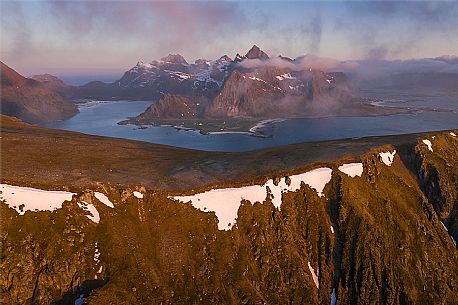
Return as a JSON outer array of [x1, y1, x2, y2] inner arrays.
[[31, 45, 362, 120], [19, 46, 458, 125], [6, 46, 457, 125]]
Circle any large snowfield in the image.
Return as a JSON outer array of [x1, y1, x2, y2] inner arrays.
[[173, 167, 333, 230], [0, 184, 75, 215]]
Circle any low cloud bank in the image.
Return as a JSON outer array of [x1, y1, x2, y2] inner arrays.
[[238, 54, 458, 79]]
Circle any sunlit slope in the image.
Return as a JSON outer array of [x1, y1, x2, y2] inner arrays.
[[1, 116, 457, 304]]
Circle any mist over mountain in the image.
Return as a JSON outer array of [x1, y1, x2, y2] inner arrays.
[[41, 45, 454, 122], [2, 2, 458, 305]]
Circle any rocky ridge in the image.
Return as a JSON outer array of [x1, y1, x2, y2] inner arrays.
[[1, 124, 457, 304]]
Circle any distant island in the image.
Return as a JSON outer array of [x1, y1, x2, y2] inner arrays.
[[109, 45, 410, 133]]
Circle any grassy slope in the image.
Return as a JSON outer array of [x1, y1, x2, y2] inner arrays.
[[0, 115, 446, 193], [1, 115, 457, 304]]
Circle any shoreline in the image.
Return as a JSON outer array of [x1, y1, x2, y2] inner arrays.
[[118, 103, 415, 137]]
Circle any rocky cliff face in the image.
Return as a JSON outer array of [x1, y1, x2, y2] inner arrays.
[[136, 94, 209, 120], [204, 66, 355, 118], [1, 129, 457, 305], [0, 62, 78, 124]]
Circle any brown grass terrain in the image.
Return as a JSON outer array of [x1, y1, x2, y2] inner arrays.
[[1, 114, 457, 305], [1, 114, 451, 194]]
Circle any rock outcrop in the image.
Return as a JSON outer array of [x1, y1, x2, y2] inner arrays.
[[136, 94, 209, 120]]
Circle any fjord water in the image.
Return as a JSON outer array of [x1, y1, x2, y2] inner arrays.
[[48, 91, 458, 152]]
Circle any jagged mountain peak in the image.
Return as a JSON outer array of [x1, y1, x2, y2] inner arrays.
[[218, 55, 232, 62], [160, 54, 188, 65], [245, 45, 269, 60], [234, 53, 245, 62]]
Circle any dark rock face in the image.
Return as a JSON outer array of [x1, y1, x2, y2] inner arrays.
[[0, 62, 79, 124], [137, 94, 209, 120], [203, 67, 355, 118], [245, 44, 269, 60], [0, 192, 107, 305], [1, 131, 458, 305], [406, 135, 458, 244]]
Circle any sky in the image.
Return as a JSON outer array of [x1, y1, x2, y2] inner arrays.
[[1, 0, 458, 84]]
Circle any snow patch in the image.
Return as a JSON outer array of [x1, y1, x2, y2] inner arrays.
[[308, 261, 319, 288], [165, 70, 191, 80], [338, 163, 363, 177], [172, 167, 332, 230], [94, 242, 100, 263], [330, 288, 337, 305], [276, 73, 295, 80], [249, 76, 265, 82], [422, 139, 433, 152], [0, 184, 75, 215], [450, 132, 457, 137], [248, 76, 282, 90], [330, 226, 334, 234], [77, 201, 100, 223], [379, 150, 396, 166], [133, 191, 144, 199], [286, 168, 333, 197], [441, 222, 457, 246], [94, 192, 114, 208], [441, 221, 448, 232]]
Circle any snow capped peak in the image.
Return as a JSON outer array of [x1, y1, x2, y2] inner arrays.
[[135, 61, 154, 69], [234, 53, 245, 62]]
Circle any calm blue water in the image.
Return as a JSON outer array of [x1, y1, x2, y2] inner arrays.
[[48, 91, 458, 152]]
